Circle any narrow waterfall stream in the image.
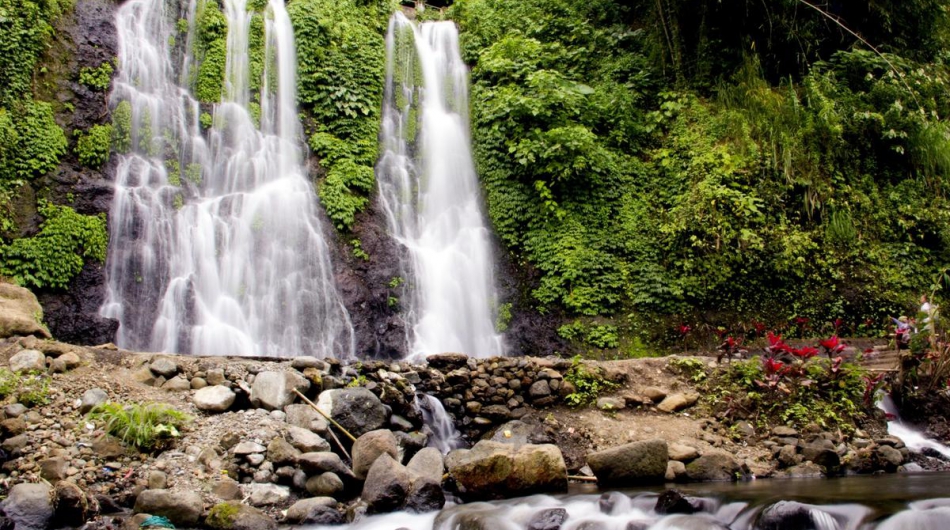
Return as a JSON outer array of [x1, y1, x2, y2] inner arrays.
[[102, 0, 354, 358], [377, 13, 504, 361], [878, 394, 950, 459], [416, 393, 464, 454]]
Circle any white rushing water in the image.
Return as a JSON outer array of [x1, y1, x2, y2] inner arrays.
[[878, 394, 950, 459], [377, 13, 504, 362], [416, 393, 464, 454], [102, 0, 354, 358]]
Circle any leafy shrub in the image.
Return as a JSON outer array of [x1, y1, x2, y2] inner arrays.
[[78, 62, 114, 92], [194, 0, 228, 103], [0, 368, 19, 398], [0, 201, 108, 288], [74, 124, 113, 169], [111, 101, 133, 153], [0, 101, 67, 184], [88, 402, 191, 451], [16, 372, 51, 407], [563, 356, 618, 406]]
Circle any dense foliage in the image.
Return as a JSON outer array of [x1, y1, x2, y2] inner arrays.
[[289, 0, 393, 231], [450, 0, 950, 351]]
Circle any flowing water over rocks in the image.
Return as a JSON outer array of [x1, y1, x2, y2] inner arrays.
[[102, 0, 353, 358], [377, 13, 504, 361]]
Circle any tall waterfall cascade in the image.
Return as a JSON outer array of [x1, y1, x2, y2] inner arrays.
[[102, 0, 354, 358], [377, 13, 504, 361]]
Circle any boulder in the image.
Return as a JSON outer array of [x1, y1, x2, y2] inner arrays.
[[287, 426, 330, 453], [266, 438, 300, 466], [666, 460, 687, 481], [50, 351, 81, 373], [755, 501, 840, 530], [284, 404, 329, 434], [362, 453, 411, 514], [149, 356, 179, 378], [640, 386, 668, 402], [668, 443, 700, 462], [194, 385, 237, 412], [9, 350, 46, 373], [315, 387, 388, 438], [405, 472, 445, 513], [685, 450, 742, 482], [162, 375, 191, 391], [133, 489, 203, 526], [656, 392, 700, 413], [1, 483, 53, 530], [296, 451, 354, 479], [527, 508, 568, 530], [284, 498, 343, 525], [305, 472, 344, 498], [352, 429, 399, 479], [52, 482, 89, 526], [587, 439, 668, 485], [79, 388, 108, 414], [250, 371, 310, 411], [206, 502, 277, 530], [39, 457, 68, 482], [445, 441, 567, 501], [407, 447, 444, 483], [244, 484, 290, 507], [655, 489, 702, 514], [0, 283, 51, 339]]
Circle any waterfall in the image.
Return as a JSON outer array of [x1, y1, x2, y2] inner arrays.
[[377, 13, 504, 362], [102, 0, 354, 358], [878, 394, 950, 459], [416, 393, 464, 454]]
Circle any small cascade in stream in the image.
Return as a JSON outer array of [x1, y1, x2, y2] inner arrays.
[[377, 13, 504, 362], [102, 0, 354, 358], [878, 394, 950, 459], [416, 393, 464, 454]]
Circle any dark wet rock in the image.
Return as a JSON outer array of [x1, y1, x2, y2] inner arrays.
[[316, 387, 388, 438], [37, 262, 118, 346], [655, 489, 702, 515], [296, 452, 354, 479], [52, 482, 89, 527], [362, 453, 411, 514], [527, 508, 568, 530], [405, 473, 445, 513], [426, 354, 470, 370], [587, 439, 668, 485], [284, 498, 343, 525], [755, 501, 839, 530]]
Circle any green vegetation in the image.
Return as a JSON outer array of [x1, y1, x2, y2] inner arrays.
[[448, 0, 950, 344], [288, 0, 392, 231], [78, 61, 114, 92], [88, 402, 191, 451], [74, 124, 113, 169], [111, 100, 133, 153], [562, 356, 618, 406], [0, 369, 52, 407], [0, 201, 108, 289], [206, 503, 242, 530], [194, 0, 228, 103]]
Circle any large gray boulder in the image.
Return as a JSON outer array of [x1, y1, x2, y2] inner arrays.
[[296, 451, 354, 479], [352, 429, 399, 479], [250, 371, 310, 410], [9, 349, 46, 373], [79, 388, 109, 414], [194, 385, 236, 412], [445, 441, 567, 501], [1, 482, 53, 530], [315, 387, 388, 438], [284, 404, 329, 434], [407, 447, 444, 483], [361, 453, 411, 514], [685, 450, 742, 482], [133, 489, 203, 526], [587, 439, 668, 485], [0, 283, 51, 339], [286, 426, 330, 453]]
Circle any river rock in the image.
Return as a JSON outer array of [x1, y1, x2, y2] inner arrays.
[[194, 385, 237, 412], [306, 472, 344, 497], [596, 397, 625, 411], [352, 429, 399, 479], [244, 483, 290, 506], [50, 351, 81, 373], [284, 404, 329, 434], [668, 443, 700, 462], [407, 447, 444, 483], [1, 482, 53, 530], [685, 450, 742, 482], [133, 489, 203, 526], [79, 388, 108, 414], [250, 371, 310, 410], [362, 453, 411, 514], [527, 508, 568, 530], [446, 441, 567, 501], [267, 437, 300, 465], [284, 498, 343, 525], [207, 502, 277, 530], [40, 457, 68, 482], [296, 451, 354, 478], [426, 353, 469, 370], [0, 283, 51, 339], [149, 356, 179, 378], [666, 460, 687, 481], [52, 482, 89, 526], [657, 392, 700, 413], [772, 426, 798, 437], [233, 441, 266, 455], [287, 425, 330, 452], [755, 501, 840, 530], [405, 472, 445, 513], [9, 349, 46, 373], [587, 439, 668, 485], [655, 489, 702, 514], [315, 387, 388, 437]]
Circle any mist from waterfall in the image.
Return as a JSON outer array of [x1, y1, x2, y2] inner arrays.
[[102, 0, 354, 358], [377, 13, 504, 362]]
